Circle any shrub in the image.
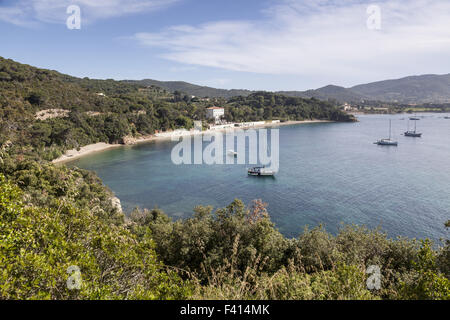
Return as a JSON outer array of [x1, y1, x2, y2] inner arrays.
[[0, 174, 191, 300]]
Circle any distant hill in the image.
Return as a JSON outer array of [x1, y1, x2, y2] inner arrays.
[[279, 85, 369, 103], [126, 79, 253, 99], [129, 80, 368, 102], [129, 74, 450, 104], [350, 74, 450, 104]]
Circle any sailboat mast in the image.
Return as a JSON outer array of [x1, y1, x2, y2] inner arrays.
[[389, 120, 392, 140]]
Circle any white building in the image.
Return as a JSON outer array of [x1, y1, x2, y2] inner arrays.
[[206, 107, 225, 123], [342, 103, 353, 111]]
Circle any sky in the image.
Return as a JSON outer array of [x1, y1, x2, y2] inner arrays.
[[1, 0, 450, 91]]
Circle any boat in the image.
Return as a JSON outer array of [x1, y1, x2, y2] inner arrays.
[[444, 116, 450, 120], [404, 131, 422, 137], [404, 119, 422, 138], [409, 114, 420, 121], [374, 120, 398, 146], [375, 139, 398, 146], [227, 150, 238, 157], [248, 166, 275, 176]]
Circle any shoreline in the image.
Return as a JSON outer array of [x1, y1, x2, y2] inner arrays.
[[52, 143, 123, 164], [52, 120, 331, 164]]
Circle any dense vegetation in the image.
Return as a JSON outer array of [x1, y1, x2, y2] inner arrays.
[[226, 93, 354, 123], [0, 169, 190, 299], [127, 79, 253, 99], [0, 57, 448, 300]]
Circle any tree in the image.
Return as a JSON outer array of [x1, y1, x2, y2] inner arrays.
[[0, 71, 11, 81], [26, 92, 46, 106], [103, 115, 130, 144], [399, 240, 450, 300]]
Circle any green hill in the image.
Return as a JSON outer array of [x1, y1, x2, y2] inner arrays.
[[279, 85, 369, 103], [127, 79, 253, 98], [351, 74, 450, 103]]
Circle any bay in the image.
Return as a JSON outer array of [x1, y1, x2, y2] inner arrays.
[[68, 114, 450, 242]]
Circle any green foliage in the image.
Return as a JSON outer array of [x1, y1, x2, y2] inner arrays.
[[226, 93, 356, 123], [130, 200, 288, 281], [0, 174, 191, 300], [130, 200, 449, 300], [398, 240, 450, 300]]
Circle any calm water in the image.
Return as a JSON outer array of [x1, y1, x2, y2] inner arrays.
[[69, 114, 450, 241]]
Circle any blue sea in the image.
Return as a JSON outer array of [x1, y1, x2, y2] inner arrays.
[[68, 114, 450, 242]]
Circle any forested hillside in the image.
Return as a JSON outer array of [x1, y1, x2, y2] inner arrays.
[[128, 79, 253, 99], [351, 74, 450, 104], [0, 57, 448, 300], [226, 92, 354, 122], [129, 74, 450, 104], [0, 57, 353, 161]]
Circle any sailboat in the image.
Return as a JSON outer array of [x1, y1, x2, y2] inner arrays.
[[404, 119, 422, 137], [374, 120, 398, 146]]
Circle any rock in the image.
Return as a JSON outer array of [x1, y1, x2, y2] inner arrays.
[[121, 135, 137, 145], [111, 197, 123, 213]]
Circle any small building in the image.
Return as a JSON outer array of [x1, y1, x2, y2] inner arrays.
[[342, 103, 353, 111], [206, 107, 225, 123]]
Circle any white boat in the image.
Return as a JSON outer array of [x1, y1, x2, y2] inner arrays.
[[248, 166, 275, 176], [374, 120, 398, 146], [227, 150, 238, 157], [375, 139, 398, 146]]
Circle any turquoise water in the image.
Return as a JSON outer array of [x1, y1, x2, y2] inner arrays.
[[68, 114, 450, 241]]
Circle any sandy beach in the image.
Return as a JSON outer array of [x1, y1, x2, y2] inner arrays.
[[52, 143, 122, 164], [52, 120, 331, 164]]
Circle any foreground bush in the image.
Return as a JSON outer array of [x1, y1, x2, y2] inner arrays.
[[0, 174, 191, 299], [131, 200, 450, 300]]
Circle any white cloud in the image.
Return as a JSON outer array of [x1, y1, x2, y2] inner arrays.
[[0, 5, 36, 27], [0, 0, 179, 26], [133, 0, 450, 82]]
